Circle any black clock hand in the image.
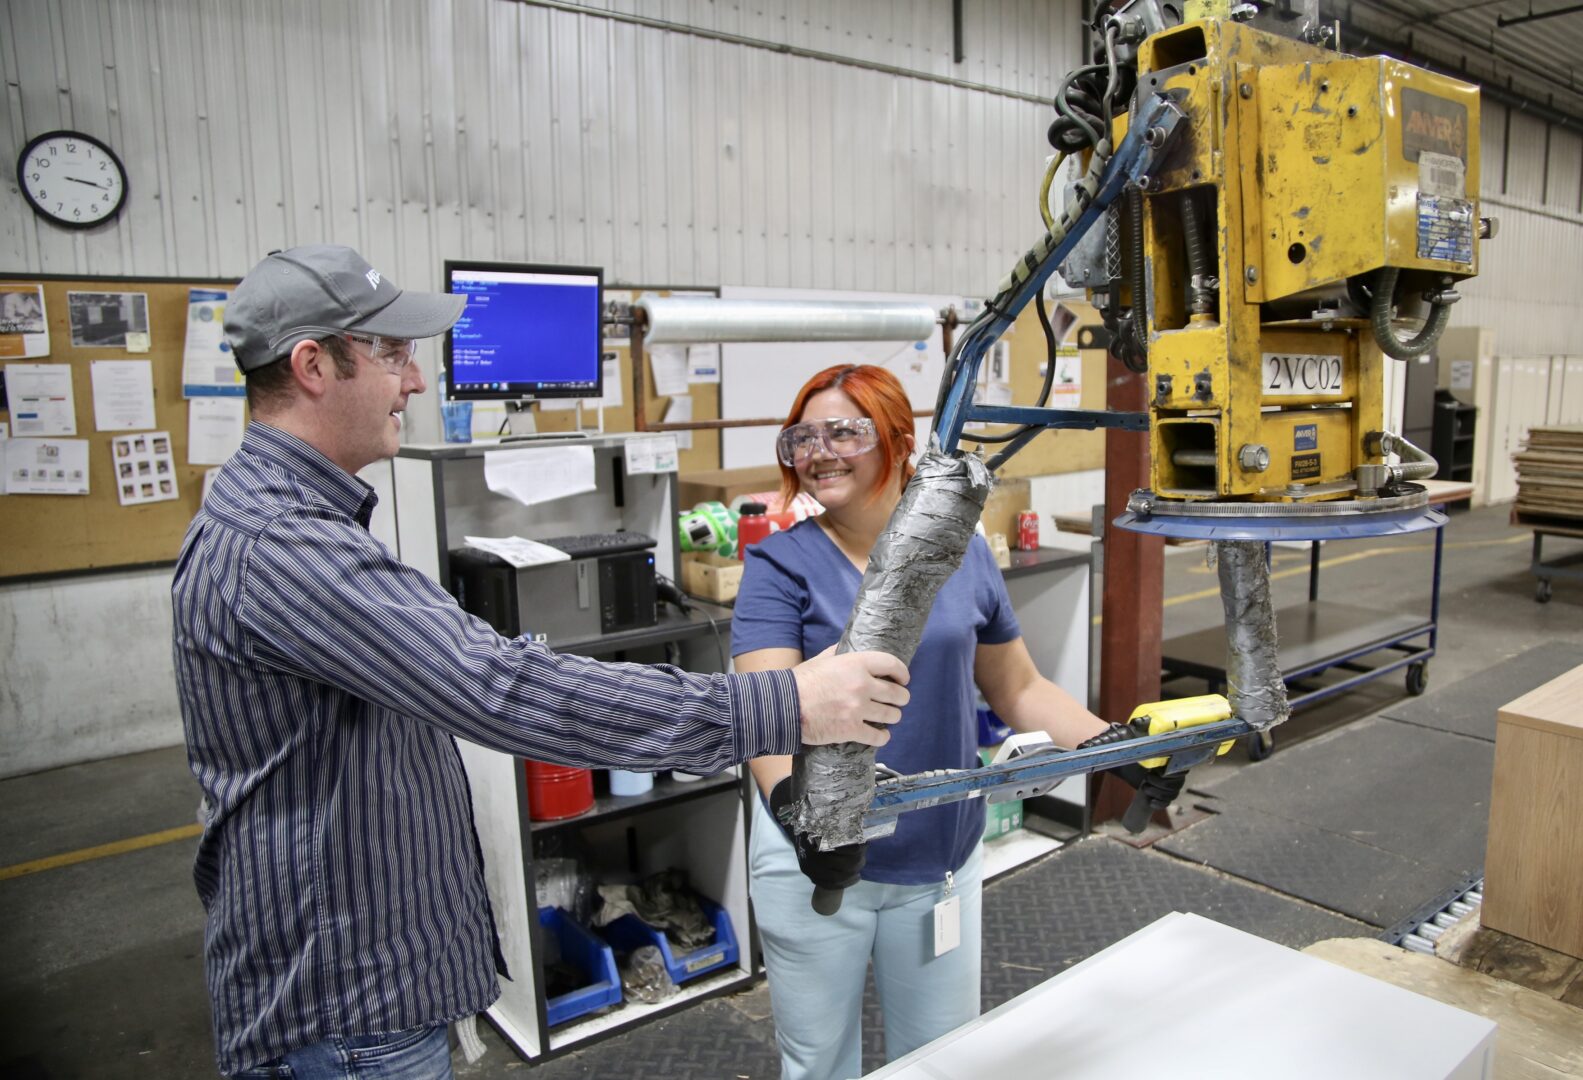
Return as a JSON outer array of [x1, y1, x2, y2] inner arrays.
[[64, 176, 104, 188]]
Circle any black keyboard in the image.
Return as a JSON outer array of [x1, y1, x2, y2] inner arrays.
[[538, 531, 657, 559]]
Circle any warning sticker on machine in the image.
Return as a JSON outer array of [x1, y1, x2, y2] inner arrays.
[[1417, 195, 1474, 263], [1263, 353, 1344, 397], [1291, 453, 1322, 481]]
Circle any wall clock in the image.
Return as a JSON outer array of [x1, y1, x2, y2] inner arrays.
[[16, 130, 128, 229]]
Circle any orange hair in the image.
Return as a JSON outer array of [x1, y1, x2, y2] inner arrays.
[[778, 364, 917, 509]]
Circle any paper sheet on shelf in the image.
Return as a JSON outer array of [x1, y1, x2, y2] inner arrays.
[[6, 363, 78, 436], [483, 444, 597, 507], [188, 397, 246, 465], [91, 360, 157, 431], [650, 345, 689, 397], [461, 535, 572, 568], [623, 434, 678, 475], [585, 355, 623, 410]]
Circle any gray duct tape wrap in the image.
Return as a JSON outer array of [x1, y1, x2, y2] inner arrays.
[[634, 297, 938, 346], [784, 446, 994, 850], [1215, 540, 1290, 730]]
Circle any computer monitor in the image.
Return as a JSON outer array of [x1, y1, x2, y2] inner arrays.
[[443, 261, 603, 401]]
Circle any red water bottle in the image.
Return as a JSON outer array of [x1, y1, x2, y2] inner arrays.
[[737, 501, 772, 560]]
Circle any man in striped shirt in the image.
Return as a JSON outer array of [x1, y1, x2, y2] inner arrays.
[[173, 246, 909, 1078]]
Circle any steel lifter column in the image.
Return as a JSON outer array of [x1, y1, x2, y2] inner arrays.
[[1093, 356, 1164, 825]]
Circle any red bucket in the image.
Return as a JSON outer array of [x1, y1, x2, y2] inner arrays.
[[524, 760, 595, 821]]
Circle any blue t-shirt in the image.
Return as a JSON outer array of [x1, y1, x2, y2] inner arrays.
[[731, 519, 1021, 885]]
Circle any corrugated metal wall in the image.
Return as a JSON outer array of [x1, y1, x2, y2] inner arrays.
[[1458, 99, 1583, 357], [2, 0, 1079, 438]]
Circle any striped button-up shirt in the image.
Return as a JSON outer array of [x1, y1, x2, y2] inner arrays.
[[173, 423, 799, 1075]]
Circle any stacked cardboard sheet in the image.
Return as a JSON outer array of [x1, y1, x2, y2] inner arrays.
[[1514, 424, 1583, 521]]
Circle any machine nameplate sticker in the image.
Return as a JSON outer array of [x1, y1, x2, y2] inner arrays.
[[1291, 453, 1322, 481], [1401, 88, 1468, 163], [1263, 353, 1343, 397], [1294, 424, 1318, 451], [1418, 195, 1475, 264]]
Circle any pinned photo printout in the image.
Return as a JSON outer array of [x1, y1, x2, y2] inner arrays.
[[112, 430, 180, 506], [0, 284, 50, 358], [5, 437, 89, 495], [68, 291, 151, 349]]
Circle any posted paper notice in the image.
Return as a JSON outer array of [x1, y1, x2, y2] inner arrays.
[[6, 437, 89, 495], [90, 360, 157, 431], [188, 397, 246, 465], [183, 288, 244, 397], [0, 284, 50, 359], [6, 363, 78, 436]]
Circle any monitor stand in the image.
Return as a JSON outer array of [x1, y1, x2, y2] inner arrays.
[[498, 400, 592, 444]]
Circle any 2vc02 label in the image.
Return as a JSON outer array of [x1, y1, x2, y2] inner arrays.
[[1263, 353, 1344, 397]]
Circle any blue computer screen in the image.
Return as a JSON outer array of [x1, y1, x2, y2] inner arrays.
[[444, 263, 602, 399]]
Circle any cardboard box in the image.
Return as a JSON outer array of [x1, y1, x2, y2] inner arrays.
[[677, 465, 784, 511], [681, 551, 744, 603], [1483, 664, 1583, 959]]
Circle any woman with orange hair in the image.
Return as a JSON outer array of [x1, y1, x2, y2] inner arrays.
[[732, 364, 1175, 1079]]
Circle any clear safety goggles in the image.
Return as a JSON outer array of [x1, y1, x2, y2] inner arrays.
[[276, 326, 419, 373], [775, 417, 879, 466]]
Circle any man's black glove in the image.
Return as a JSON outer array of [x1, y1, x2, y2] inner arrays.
[[1077, 723, 1188, 830], [769, 777, 866, 891]]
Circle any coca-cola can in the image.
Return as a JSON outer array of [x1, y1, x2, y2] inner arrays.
[[1016, 510, 1040, 551]]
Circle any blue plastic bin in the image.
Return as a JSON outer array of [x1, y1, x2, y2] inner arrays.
[[600, 896, 739, 985], [538, 907, 621, 1026]]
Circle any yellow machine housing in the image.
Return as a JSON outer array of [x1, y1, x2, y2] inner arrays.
[[1113, 20, 1481, 501]]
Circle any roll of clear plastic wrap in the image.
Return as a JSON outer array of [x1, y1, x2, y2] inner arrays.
[[634, 297, 937, 345]]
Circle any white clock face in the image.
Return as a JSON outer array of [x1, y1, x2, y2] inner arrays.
[[18, 131, 127, 228]]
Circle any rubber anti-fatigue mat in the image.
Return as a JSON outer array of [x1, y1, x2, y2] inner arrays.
[[1190, 714, 1491, 875], [1155, 807, 1460, 927], [1378, 641, 1583, 741]]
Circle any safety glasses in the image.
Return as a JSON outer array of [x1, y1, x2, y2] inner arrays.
[[339, 332, 418, 373], [775, 417, 879, 466]]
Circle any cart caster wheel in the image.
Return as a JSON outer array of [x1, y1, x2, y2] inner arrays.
[[1247, 730, 1275, 762], [1406, 662, 1429, 697], [1536, 580, 1553, 604]]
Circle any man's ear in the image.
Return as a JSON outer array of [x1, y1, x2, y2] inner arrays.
[[288, 339, 333, 399]]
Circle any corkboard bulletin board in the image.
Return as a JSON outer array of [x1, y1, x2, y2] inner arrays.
[[0, 275, 239, 580]]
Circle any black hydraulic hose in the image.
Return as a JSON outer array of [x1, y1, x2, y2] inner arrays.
[[1181, 190, 1215, 317], [967, 291, 1060, 449], [1370, 267, 1453, 359]]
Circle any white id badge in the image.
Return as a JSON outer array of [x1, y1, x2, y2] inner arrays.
[[933, 896, 961, 956]]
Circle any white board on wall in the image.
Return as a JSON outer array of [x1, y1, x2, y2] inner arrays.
[[718, 286, 960, 469]]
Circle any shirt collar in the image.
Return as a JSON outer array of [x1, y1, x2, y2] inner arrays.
[[241, 422, 378, 527]]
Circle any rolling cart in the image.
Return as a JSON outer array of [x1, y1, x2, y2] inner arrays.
[[1161, 516, 1447, 761], [1518, 514, 1583, 604]]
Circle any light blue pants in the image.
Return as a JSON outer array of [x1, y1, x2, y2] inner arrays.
[[750, 796, 983, 1080]]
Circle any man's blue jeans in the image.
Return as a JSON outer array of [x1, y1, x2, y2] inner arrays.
[[232, 1025, 452, 1079]]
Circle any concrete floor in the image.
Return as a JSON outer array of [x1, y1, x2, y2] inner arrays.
[[1, 502, 1579, 1078]]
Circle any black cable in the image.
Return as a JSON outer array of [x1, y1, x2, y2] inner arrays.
[[964, 291, 1061, 448]]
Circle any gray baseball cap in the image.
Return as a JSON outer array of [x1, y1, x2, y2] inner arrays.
[[225, 245, 466, 373]]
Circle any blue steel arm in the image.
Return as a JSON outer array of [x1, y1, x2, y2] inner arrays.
[[933, 93, 1185, 458]]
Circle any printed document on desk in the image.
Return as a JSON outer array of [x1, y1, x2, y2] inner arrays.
[[483, 443, 597, 507], [462, 536, 571, 568]]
